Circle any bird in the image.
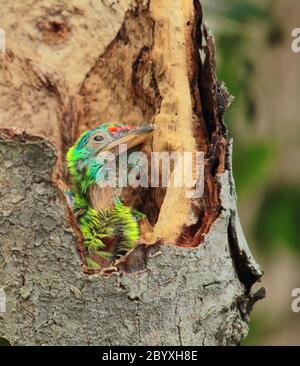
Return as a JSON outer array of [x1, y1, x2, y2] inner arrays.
[[66, 123, 155, 268]]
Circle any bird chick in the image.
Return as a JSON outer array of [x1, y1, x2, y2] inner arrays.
[[66, 123, 155, 268]]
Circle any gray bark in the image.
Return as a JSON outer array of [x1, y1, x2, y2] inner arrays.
[[0, 130, 263, 346]]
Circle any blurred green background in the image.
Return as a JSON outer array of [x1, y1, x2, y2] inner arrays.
[[202, 0, 300, 345]]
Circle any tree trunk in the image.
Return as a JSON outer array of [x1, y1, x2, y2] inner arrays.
[[0, 0, 263, 345]]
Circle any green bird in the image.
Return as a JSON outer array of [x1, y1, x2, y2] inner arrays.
[[66, 123, 154, 268]]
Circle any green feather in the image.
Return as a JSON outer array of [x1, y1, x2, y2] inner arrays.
[[86, 257, 101, 269], [66, 125, 142, 268], [111, 197, 139, 256]]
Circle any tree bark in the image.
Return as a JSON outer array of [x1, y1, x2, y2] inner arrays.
[[0, 0, 263, 345]]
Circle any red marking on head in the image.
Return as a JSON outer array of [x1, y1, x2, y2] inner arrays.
[[108, 125, 134, 134]]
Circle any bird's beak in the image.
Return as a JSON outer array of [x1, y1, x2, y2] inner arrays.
[[102, 124, 155, 153]]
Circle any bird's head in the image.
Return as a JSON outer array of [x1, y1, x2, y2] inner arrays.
[[67, 123, 155, 194]]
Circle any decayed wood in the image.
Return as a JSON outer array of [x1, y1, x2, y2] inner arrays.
[[0, 0, 263, 345]]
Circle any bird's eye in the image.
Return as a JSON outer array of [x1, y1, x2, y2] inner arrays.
[[93, 135, 104, 142]]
